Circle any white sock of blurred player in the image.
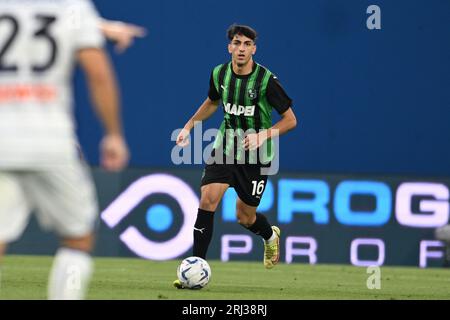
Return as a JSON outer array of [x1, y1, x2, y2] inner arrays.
[[0, 242, 5, 292], [48, 248, 93, 300]]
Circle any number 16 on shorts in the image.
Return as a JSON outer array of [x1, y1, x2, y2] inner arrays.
[[251, 180, 265, 196]]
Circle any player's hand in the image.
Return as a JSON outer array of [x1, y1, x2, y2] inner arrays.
[[243, 131, 268, 151], [100, 134, 130, 172], [176, 128, 191, 147], [101, 20, 147, 53]]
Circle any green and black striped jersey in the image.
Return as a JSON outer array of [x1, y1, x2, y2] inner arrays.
[[208, 61, 292, 165]]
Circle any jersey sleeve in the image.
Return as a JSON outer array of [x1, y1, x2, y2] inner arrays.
[[73, 0, 105, 50], [208, 71, 220, 101], [266, 75, 292, 114]]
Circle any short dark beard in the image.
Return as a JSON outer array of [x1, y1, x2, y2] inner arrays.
[[235, 58, 249, 68]]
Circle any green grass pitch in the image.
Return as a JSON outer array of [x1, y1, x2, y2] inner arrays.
[[0, 255, 449, 300]]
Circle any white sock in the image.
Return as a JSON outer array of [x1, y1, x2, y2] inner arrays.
[[48, 248, 93, 300], [265, 231, 277, 244]]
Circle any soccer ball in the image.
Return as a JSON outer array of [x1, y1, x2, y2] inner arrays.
[[177, 256, 211, 289]]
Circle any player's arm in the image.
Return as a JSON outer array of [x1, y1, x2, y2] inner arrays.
[[98, 19, 147, 53], [77, 48, 129, 171], [176, 71, 221, 146], [265, 107, 297, 138], [244, 75, 297, 150], [176, 97, 220, 146], [244, 108, 297, 150], [184, 97, 220, 131]]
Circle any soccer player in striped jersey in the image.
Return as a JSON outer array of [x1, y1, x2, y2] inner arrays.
[[0, 0, 129, 299], [174, 24, 297, 288]]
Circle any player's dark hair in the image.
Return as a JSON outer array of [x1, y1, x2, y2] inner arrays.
[[227, 24, 258, 42]]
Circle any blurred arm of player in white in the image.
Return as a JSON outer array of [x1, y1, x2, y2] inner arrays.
[[77, 49, 130, 171], [176, 98, 220, 146], [99, 19, 147, 53]]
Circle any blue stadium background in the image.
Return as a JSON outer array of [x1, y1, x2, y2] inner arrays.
[[75, 0, 450, 177]]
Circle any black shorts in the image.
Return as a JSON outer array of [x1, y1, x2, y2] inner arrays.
[[201, 162, 269, 207]]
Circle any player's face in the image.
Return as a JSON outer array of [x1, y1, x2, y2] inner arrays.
[[228, 34, 256, 67]]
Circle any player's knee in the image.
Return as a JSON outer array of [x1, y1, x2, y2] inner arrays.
[[61, 233, 94, 253], [200, 191, 221, 211], [200, 198, 218, 211]]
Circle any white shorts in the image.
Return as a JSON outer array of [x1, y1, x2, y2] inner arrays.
[[0, 162, 98, 243]]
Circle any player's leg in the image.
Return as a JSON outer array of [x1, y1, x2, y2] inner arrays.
[[0, 241, 6, 286], [0, 242, 5, 264], [47, 233, 95, 300], [435, 225, 450, 267], [174, 183, 228, 289], [0, 172, 31, 289], [193, 182, 229, 258], [233, 165, 280, 269], [24, 163, 98, 300], [0, 242, 4, 288], [174, 164, 230, 289], [236, 198, 280, 269], [193, 162, 232, 259]]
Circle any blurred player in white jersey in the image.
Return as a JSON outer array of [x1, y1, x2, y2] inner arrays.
[[0, 0, 130, 299], [435, 225, 450, 267], [100, 19, 146, 53]]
